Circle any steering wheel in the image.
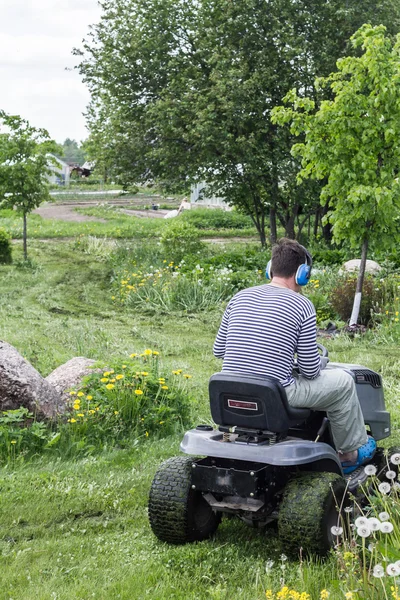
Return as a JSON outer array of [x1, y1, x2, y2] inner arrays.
[[293, 343, 329, 370]]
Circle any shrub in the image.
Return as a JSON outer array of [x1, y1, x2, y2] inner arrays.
[[311, 247, 347, 266], [0, 227, 12, 264], [160, 220, 205, 262], [181, 208, 253, 230], [330, 276, 381, 325]]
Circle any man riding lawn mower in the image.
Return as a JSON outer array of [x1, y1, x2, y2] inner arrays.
[[148, 239, 392, 555]]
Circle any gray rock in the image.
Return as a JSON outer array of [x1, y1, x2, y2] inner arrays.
[[46, 357, 98, 402], [342, 259, 381, 274], [0, 341, 64, 419]]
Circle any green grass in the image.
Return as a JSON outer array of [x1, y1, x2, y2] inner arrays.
[[0, 205, 259, 241], [1, 240, 400, 598]]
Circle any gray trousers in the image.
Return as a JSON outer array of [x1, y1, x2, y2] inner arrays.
[[285, 369, 368, 453]]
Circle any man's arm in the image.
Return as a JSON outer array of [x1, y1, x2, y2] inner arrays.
[[296, 312, 321, 379], [213, 301, 233, 358]]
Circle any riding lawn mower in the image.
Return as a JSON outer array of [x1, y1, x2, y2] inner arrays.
[[148, 344, 392, 555]]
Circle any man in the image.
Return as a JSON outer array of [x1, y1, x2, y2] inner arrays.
[[213, 238, 375, 473]]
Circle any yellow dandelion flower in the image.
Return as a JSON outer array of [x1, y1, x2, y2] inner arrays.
[[265, 592, 274, 600], [73, 404, 80, 410], [95, 407, 100, 411], [320, 591, 329, 600], [101, 378, 109, 383], [103, 371, 110, 377], [159, 421, 165, 425], [161, 385, 169, 390], [111, 296, 115, 300], [68, 418, 77, 423], [130, 353, 138, 358], [114, 411, 119, 415], [396, 318, 399, 322], [183, 374, 192, 379], [86, 395, 93, 400], [77, 413, 84, 417], [77, 392, 84, 397], [106, 383, 115, 390], [110, 378, 116, 383], [69, 391, 77, 396], [172, 370, 180, 375], [122, 365, 127, 369], [145, 431, 149, 437], [10, 440, 17, 445], [116, 374, 124, 380], [396, 297, 399, 301], [396, 312, 399, 316], [135, 389, 144, 395], [88, 410, 95, 414], [141, 371, 149, 376], [143, 349, 152, 356], [344, 593, 353, 600], [386, 310, 389, 315], [121, 280, 128, 285], [277, 587, 290, 600], [152, 351, 159, 356], [110, 370, 114, 374]]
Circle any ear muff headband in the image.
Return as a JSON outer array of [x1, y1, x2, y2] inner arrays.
[[265, 246, 312, 286]]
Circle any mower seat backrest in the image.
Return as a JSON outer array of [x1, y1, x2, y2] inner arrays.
[[209, 372, 311, 432]]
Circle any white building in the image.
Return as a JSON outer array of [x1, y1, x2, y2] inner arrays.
[[47, 154, 70, 186], [190, 181, 231, 211]]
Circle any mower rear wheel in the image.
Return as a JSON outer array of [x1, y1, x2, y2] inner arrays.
[[148, 456, 220, 544], [278, 472, 347, 556]]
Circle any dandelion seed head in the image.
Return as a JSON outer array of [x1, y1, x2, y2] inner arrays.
[[380, 521, 394, 533], [378, 482, 391, 494], [357, 525, 371, 538], [364, 464, 377, 476], [379, 511, 390, 521], [373, 564, 385, 578], [386, 470, 397, 480]]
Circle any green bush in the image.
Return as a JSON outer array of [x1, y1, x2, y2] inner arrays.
[[181, 207, 253, 230], [0, 227, 12, 264], [160, 220, 205, 262], [330, 276, 380, 325], [311, 247, 347, 266]]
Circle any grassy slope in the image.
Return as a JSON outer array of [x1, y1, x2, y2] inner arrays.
[[1, 241, 400, 599]]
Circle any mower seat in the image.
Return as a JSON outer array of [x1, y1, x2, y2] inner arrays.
[[209, 372, 310, 433]]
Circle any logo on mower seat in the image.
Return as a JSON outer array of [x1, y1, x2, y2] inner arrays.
[[227, 399, 258, 411]]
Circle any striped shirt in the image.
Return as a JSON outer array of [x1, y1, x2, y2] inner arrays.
[[213, 284, 321, 387]]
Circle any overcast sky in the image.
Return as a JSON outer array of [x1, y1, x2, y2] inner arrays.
[[0, 0, 101, 144]]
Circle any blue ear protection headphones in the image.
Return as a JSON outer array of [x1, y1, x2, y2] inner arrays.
[[265, 245, 312, 286]]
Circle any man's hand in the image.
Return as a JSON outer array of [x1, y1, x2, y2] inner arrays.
[[320, 356, 330, 370]]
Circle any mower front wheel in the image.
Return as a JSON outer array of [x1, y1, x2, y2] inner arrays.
[[148, 456, 220, 544], [278, 472, 347, 556]]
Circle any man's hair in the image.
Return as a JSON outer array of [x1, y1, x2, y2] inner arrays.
[[271, 238, 310, 278]]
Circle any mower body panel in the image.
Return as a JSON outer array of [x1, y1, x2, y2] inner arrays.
[[328, 362, 390, 440], [180, 429, 342, 472]]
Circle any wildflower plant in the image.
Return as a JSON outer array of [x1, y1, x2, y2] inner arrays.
[[330, 451, 400, 599], [63, 350, 194, 449]]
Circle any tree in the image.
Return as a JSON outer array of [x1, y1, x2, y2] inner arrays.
[[75, 0, 400, 246], [60, 138, 86, 165], [272, 25, 400, 325], [0, 112, 55, 260]]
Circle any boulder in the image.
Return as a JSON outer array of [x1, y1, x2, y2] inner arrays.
[[342, 259, 381, 275], [46, 357, 98, 403], [0, 341, 64, 419]]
